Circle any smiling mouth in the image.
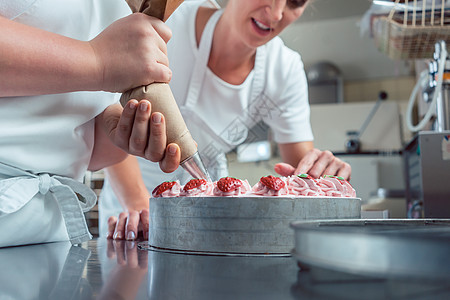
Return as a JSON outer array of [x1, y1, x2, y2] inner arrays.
[[252, 18, 272, 31]]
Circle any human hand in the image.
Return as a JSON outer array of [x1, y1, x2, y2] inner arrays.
[[107, 209, 149, 241], [102, 101, 181, 172], [274, 148, 351, 180], [89, 13, 172, 93]]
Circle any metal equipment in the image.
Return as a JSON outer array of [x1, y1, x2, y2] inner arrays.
[[404, 130, 450, 218], [404, 41, 450, 218], [291, 219, 450, 281], [306, 61, 344, 104], [345, 91, 388, 153]]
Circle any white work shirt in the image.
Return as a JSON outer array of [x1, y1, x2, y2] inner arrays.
[[0, 0, 130, 247]]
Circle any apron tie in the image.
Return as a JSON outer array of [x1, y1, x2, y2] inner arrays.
[[39, 173, 51, 195], [0, 162, 96, 245]]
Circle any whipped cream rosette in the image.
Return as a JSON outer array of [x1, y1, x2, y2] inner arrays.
[[212, 177, 252, 197], [180, 178, 214, 197], [317, 175, 356, 198], [152, 180, 182, 198], [252, 175, 289, 196], [288, 174, 325, 197]]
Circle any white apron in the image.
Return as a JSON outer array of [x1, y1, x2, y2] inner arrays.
[[0, 162, 96, 247], [179, 9, 267, 181]]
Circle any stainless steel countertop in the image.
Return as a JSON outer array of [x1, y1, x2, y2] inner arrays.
[[1, 238, 449, 300]]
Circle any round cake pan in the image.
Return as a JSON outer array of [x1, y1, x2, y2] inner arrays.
[[148, 196, 361, 255], [290, 219, 450, 280]]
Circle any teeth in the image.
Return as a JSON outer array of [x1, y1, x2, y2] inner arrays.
[[253, 19, 270, 31]]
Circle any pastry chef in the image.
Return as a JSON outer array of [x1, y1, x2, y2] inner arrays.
[[0, 0, 180, 247], [100, 0, 352, 240]]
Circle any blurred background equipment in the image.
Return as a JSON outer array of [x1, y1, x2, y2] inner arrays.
[[306, 61, 344, 104], [345, 91, 388, 153]]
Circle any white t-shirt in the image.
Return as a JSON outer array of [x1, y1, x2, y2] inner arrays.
[[0, 0, 130, 180], [98, 0, 313, 235], [0, 0, 130, 246]]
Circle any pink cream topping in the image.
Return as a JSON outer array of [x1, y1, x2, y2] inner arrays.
[[251, 175, 289, 196], [180, 178, 214, 197], [213, 177, 252, 196], [288, 174, 325, 197], [152, 180, 181, 198]]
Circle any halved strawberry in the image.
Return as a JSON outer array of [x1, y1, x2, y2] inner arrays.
[[260, 175, 285, 191], [153, 181, 176, 196], [183, 178, 207, 191], [297, 174, 314, 180], [217, 177, 242, 192]]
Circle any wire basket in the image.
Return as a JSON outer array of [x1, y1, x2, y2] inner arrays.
[[373, 0, 450, 60]]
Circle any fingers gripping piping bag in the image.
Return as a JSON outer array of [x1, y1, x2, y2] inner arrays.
[[121, 0, 211, 181]]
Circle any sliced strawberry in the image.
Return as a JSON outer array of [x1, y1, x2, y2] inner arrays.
[[217, 177, 242, 192], [183, 178, 207, 191], [260, 175, 285, 191], [153, 181, 176, 196]]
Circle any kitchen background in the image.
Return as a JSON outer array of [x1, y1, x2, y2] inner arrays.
[[85, 0, 438, 235], [226, 0, 413, 216]]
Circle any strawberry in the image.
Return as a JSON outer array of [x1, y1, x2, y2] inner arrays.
[[217, 177, 242, 192], [153, 181, 176, 196], [183, 178, 207, 191], [298, 174, 314, 180], [260, 175, 285, 191]]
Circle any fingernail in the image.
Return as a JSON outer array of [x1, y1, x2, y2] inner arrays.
[[113, 231, 123, 240], [140, 102, 149, 111], [129, 101, 137, 109], [168, 144, 177, 155], [152, 113, 162, 123], [127, 231, 136, 241]]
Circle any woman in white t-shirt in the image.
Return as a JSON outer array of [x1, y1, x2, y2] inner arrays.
[[0, 0, 180, 247], [101, 0, 352, 240]]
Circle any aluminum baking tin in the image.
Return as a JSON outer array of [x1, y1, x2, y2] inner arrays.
[[147, 196, 361, 256], [290, 219, 450, 280]]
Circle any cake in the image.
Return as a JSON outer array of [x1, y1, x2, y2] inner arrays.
[[151, 174, 356, 198]]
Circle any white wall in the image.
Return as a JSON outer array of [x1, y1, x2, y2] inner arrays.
[[280, 16, 413, 81]]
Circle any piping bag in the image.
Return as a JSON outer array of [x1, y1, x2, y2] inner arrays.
[[120, 0, 211, 181]]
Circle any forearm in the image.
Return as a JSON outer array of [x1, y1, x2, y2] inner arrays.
[[0, 16, 101, 97], [278, 141, 314, 167], [104, 156, 150, 211]]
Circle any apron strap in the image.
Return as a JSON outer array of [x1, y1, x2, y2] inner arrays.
[[184, 8, 223, 108], [181, 6, 267, 150]]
